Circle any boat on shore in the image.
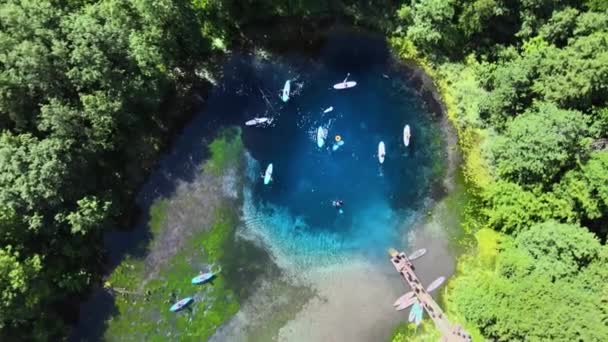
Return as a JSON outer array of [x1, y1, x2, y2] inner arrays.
[[170, 297, 193, 312]]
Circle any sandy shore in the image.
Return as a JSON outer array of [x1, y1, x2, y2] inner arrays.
[[277, 259, 404, 342]]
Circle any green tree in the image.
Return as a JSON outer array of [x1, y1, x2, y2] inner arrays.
[[483, 181, 576, 235], [405, 0, 458, 55], [490, 102, 589, 186], [538, 7, 580, 46], [555, 151, 608, 223], [0, 247, 43, 329]]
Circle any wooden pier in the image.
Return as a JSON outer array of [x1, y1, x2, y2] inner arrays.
[[389, 248, 471, 342]]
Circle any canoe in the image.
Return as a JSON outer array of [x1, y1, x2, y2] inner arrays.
[[408, 248, 427, 261], [403, 125, 411, 147], [264, 163, 273, 185], [191, 272, 214, 285], [323, 106, 334, 113], [281, 80, 290, 102], [245, 117, 271, 126], [170, 297, 193, 312], [378, 141, 385, 164], [317, 127, 326, 148], [426, 276, 446, 293]]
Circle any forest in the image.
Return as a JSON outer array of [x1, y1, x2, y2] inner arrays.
[[1, 0, 607, 341]]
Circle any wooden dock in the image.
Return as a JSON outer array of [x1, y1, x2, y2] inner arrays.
[[388, 248, 472, 342]]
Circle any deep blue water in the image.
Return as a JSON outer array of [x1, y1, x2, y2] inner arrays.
[[227, 33, 443, 263]]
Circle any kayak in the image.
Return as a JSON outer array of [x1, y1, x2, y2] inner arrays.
[[317, 127, 326, 148], [281, 80, 290, 102], [378, 141, 386, 164], [264, 163, 273, 185], [408, 248, 427, 261], [333, 73, 357, 90], [426, 276, 446, 293], [323, 106, 334, 113], [245, 117, 272, 126], [170, 297, 193, 312], [403, 124, 411, 147], [191, 272, 214, 285]]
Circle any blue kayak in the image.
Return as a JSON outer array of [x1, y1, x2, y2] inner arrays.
[[170, 297, 193, 312], [192, 272, 215, 285]]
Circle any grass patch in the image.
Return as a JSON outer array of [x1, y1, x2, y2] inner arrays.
[[104, 203, 240, 341], [204, 127, 244, 176], [148, 199, 169, 239]]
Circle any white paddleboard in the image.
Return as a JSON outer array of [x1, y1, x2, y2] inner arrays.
[[403, 124, 411, 147], [408, 248, 426, 261], [378, 141, 385, 164], [264, 163, 273, 185], [281, 80, 290, 102], [395, 295, 418, 311], [426, 276, 446, 293], [393, 291, 415, 307], [333, 73, 357, 90], [245, 117, 271, 126], [323, 106, 334, 113], [317, 127, 326, 148], [333, 81, 357, 90]]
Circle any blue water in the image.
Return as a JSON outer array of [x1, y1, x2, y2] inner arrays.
[[229, 34, 443, 265]]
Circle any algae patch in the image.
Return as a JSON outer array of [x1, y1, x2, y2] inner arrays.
[[103, 129, 245, 340]]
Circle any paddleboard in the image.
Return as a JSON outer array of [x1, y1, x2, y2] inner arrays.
[[333, 73, 357, 90], [333, 81, 357, 90], [317, 127, 326, 148], [426, 276, 446, 293], [408, 300, 419, 322], [332, 140, 345, 151], [395, 295, 418, 311], [245, 117, 271, 126], [414, 304, 424, 326], [191, 272, 214, 285], [323, 106, 334, 113], [404, 124, 411, 147], [393, 291, 415, 307], [170, 297, 193, 312], [281, 80, 290, 102], [264, 163, 273, 185], [378, 141, 386, 164], [408, 248, 426, 261]]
